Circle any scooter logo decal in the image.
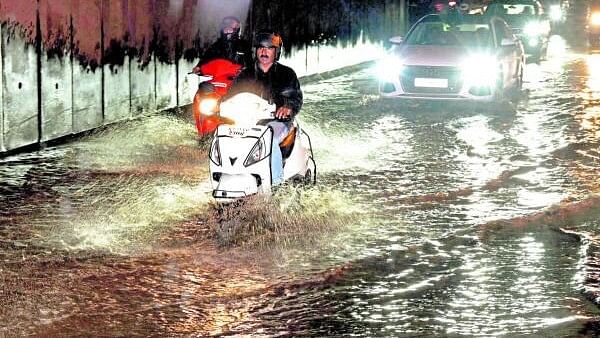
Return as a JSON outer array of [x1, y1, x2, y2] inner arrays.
[[229, 157, 237, 165], [228, 128, 248, 136]]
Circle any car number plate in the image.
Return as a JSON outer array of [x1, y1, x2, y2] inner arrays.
[[414, 77, 448, 88]]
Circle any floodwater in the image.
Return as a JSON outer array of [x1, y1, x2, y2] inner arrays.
[[3, 37, 600, 337]]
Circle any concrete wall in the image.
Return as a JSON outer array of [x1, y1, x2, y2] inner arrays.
[[0, 23, 3, 152], [1, 0, 407, 155], [1, 26, 39, 151]]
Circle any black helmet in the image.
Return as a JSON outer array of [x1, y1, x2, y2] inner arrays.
[[220, 16, 241, 40], [254, 30, 283, 60]]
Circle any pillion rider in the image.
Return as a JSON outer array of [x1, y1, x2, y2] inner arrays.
[[192, 16, 253, 74], [226, 30, 303, 185]]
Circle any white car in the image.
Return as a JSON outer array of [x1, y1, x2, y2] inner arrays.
[[378, 14, 524, 102]]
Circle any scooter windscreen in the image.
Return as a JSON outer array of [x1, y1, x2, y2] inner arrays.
[[219, 92, 276, 127]]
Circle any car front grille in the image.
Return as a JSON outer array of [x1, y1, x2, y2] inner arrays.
[[400, 66, 463, 94]]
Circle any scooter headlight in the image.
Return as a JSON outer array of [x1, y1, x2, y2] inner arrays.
[[244, 135, 269, 167], [199, 97, 219, 116], [210, 138, 221, 165]]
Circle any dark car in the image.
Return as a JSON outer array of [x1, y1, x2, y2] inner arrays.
[[485, 0, 551, 62]]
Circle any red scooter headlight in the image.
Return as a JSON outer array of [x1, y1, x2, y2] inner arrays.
[[198, 93, 220, 116]]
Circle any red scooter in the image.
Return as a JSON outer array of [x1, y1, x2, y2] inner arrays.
[[192, 59, 242, 136]]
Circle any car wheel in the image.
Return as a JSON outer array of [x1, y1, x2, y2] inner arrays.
[[515, 63, 523, 91], [529, 50, 541, 64], [539, 43, 548, 61], [508, 64, 523, 103], [493, 74, 504, 103]]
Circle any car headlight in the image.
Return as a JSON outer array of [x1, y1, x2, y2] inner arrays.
[[376, 56, 405, 82], [210, 138, 221, 165], [524, 21, 543, 36], [591, 12, 600, 26], [199, 97, 219, 116], [462, 54, 498, 87], [244, 132, 269, 167]]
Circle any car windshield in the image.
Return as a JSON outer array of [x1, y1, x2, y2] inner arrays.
[[486, 2, 539, 16], [404, 22, 492, 48], [485, 2, 540, 28]]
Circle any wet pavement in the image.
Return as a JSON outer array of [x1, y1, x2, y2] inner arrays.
[[3, 36, 600, 337]]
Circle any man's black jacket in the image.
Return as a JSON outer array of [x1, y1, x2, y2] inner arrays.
[[226, 62, 303, 117]]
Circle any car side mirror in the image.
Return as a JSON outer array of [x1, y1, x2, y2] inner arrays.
[[501, 38, 516, 46], [389, 36, 403, 44]]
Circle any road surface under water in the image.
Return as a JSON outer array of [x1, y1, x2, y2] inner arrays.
[[2, 37, 600, 337]]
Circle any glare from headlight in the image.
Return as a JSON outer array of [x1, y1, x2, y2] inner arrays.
[[377, 56, 405, 82], [549, 5, 562, 21], [199, 98, 218, 116], [528, 38, 539, 47], [524, 21, 543, 36], [591, 12, 600, 26], [590, 12, 600, 26], [462, 54, 498, 87]]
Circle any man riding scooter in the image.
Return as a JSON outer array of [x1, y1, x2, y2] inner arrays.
[[225, 30, 303, 185]]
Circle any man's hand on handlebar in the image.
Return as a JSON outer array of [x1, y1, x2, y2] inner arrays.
[[275, 106, 292, 120]]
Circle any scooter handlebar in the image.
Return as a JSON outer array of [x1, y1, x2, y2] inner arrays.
[[275, 115, 292, 122]]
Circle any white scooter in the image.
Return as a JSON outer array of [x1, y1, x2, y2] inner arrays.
[[207, 92, 316, 202]]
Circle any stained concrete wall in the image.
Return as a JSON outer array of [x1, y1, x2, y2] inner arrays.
[[0, 23, 3, 152], [40, 0, 72, 142], [1, 0, 407, 155], [1, 26, 39, 151]]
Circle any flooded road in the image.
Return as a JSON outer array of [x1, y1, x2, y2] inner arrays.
[[3, 37, 600, 336]]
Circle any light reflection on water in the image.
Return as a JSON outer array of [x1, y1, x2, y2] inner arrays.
[[3, 45, 600, 337], [0, 115, 213, 255]]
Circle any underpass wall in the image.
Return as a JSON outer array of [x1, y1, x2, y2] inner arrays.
[[1, 0, 407, 156], [71, 1, 103, 134], [40, 0, 73, 142], [0, 18, 3, 152], [1, 4, 38, 152]]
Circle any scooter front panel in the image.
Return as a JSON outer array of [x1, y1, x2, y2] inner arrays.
[[213, 174, 260, 199], [209, 126, 274, 198]]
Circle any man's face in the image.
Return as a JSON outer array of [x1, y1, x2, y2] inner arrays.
[[257, 46, 276, 66]]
